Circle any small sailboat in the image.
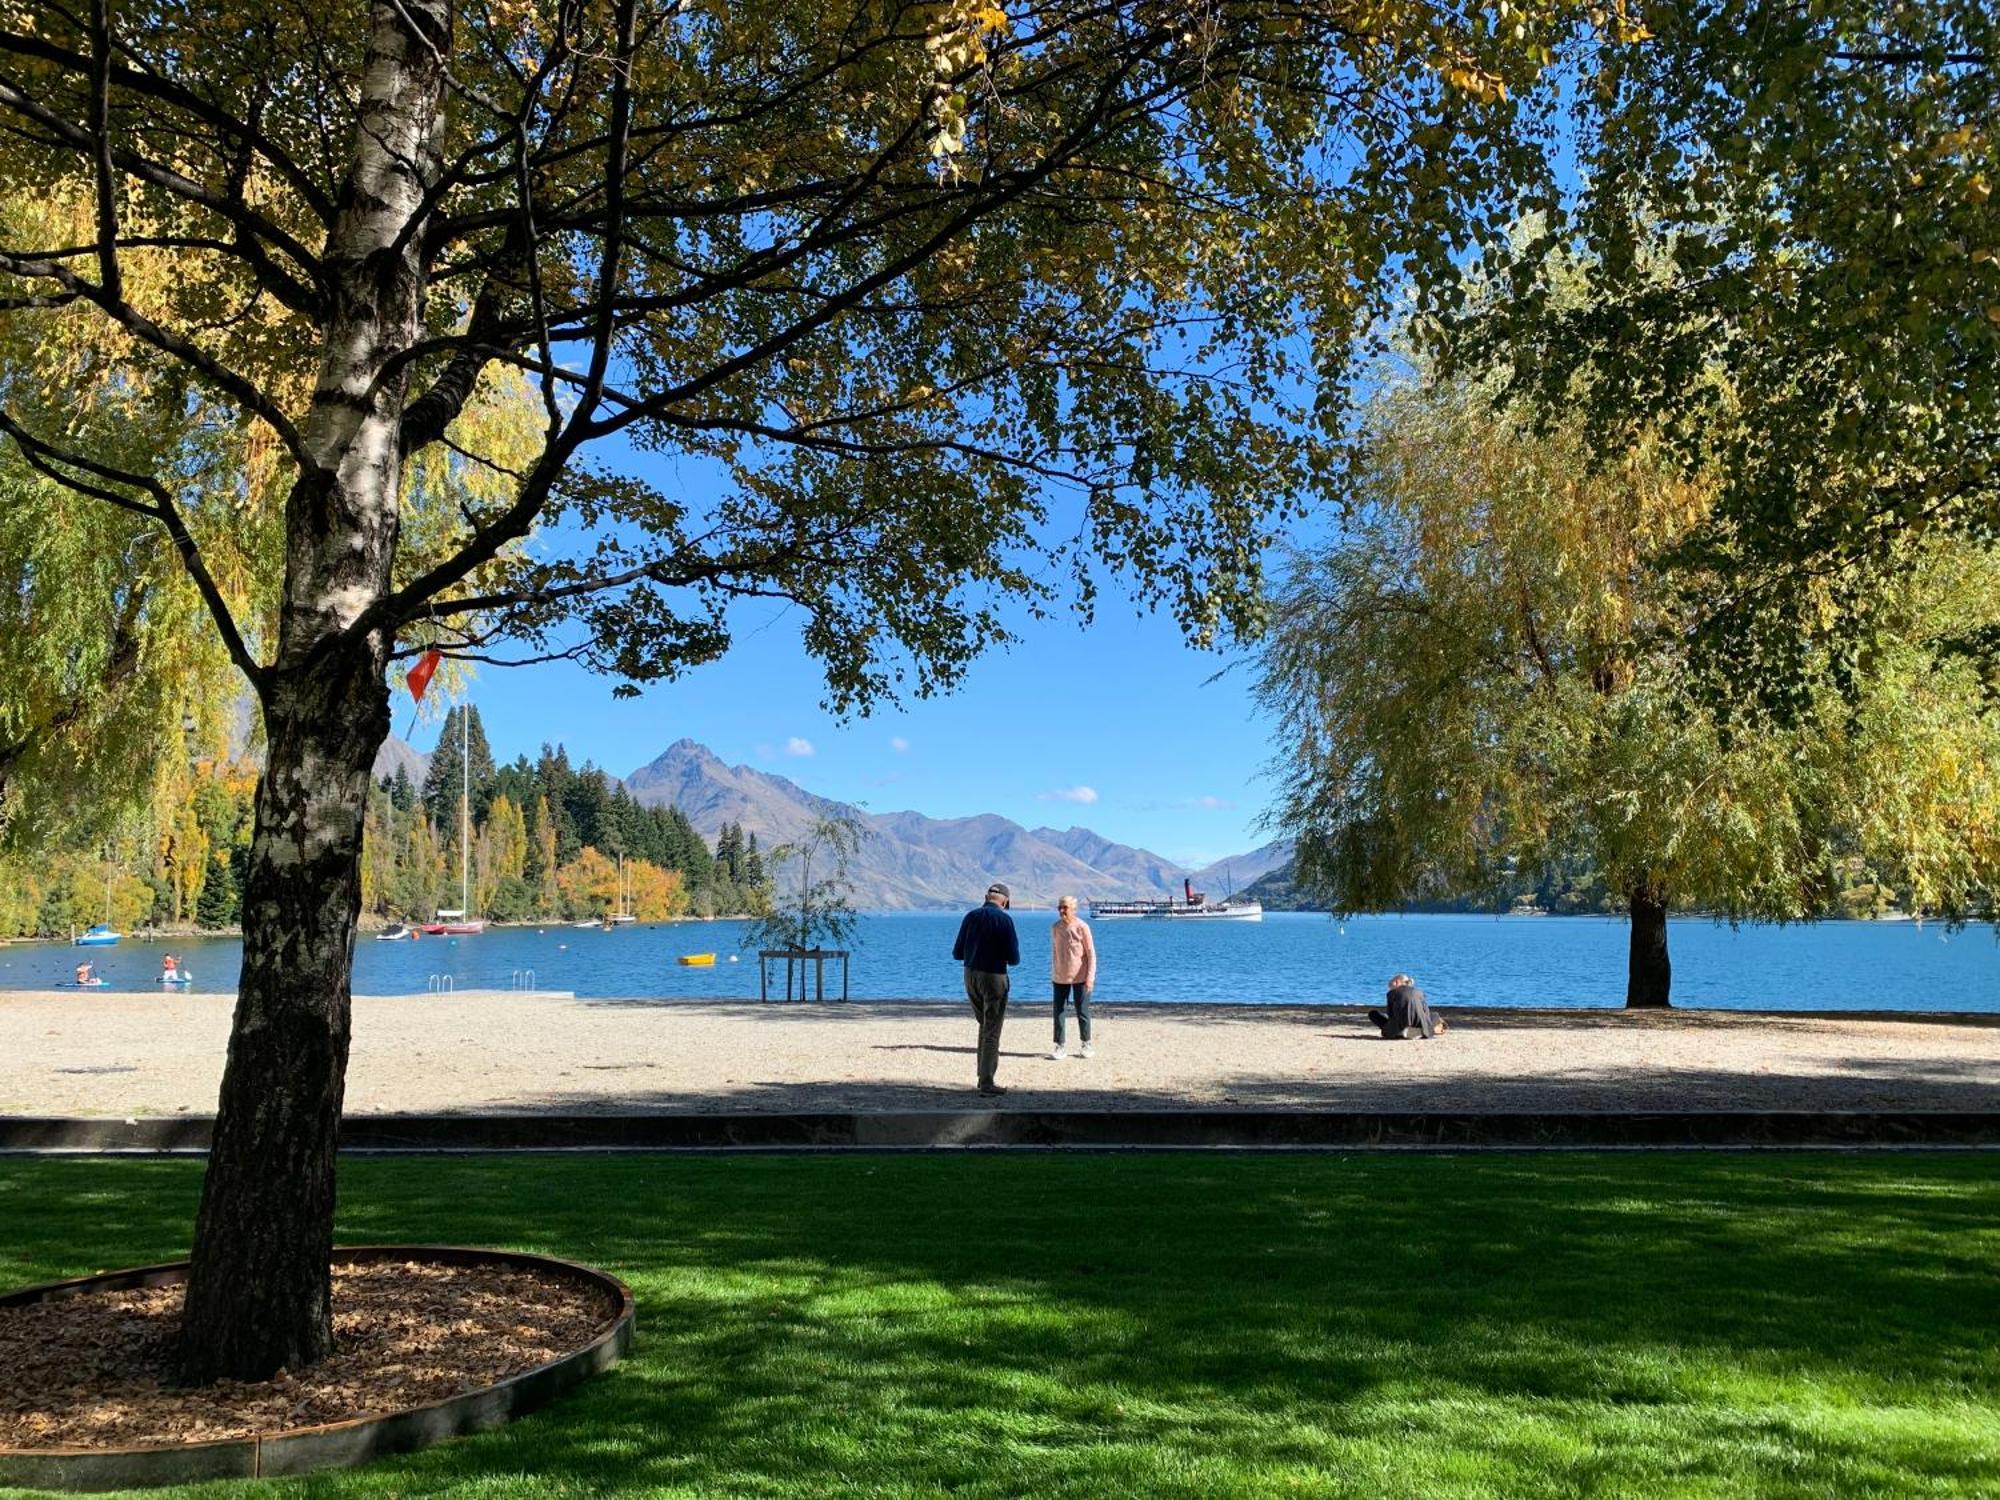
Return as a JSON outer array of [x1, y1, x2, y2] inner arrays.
[[428, 709, 487, 936], [74, 865, 123, 944], [610, 854, 638, 923]]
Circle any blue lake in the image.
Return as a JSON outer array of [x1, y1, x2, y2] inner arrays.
[[8, 911, 1997, 1010]]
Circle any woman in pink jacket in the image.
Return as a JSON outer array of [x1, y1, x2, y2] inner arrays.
[[1049, 895, 1097, 1059]]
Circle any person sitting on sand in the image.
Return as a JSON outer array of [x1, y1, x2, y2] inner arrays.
[[1368, 972, 1444, 1039]]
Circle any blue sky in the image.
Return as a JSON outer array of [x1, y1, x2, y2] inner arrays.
[[421, 592, 1280, 869]]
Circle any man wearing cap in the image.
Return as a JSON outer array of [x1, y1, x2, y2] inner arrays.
[[953, 882, 1021, 1096]]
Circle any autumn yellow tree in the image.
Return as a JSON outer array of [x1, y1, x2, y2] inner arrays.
[[474, 793, 528, 913], [531, 796, 560, 920], [555, 848, 621, 920], [622, 859, 686, 922]]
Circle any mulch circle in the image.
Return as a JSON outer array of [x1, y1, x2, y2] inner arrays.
[[0, 1248, 634, 1490]]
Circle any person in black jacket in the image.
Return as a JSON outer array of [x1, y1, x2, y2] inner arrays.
[[1368, 973, 1445, 1040], [953, 882, 1021, 1095]]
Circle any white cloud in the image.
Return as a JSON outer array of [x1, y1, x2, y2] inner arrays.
[[785, 736, 816, 757], [889, 735, 911, 753], [1187, 795, 1235, 811], [1037, 785, 1099, 805]]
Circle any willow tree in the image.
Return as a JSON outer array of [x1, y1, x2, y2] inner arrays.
[[1255, 378, 2000, 1005], [0, 0, 1595, 1379], [0, 197, 245, 839]]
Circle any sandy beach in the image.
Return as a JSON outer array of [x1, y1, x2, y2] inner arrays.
[[2, 990, 1996, 1117]]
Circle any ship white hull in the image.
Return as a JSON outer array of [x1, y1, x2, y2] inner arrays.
[[1167, 902, 1264, 921]]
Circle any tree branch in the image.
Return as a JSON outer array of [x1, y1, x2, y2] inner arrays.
[[0, 24, 338, 222], [0, 408, 267, 691], [0, 249, 306, 461], [86, 0, 121, 304], [0, 73, 325, 307]]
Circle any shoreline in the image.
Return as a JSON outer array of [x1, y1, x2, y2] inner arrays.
[[4, 991, 1994, 1119], [0, 906, 1970, 947]]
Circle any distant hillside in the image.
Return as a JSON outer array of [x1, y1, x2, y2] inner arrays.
[[1186, 839, 1295, 900], [372, 733, 430, 788], [624, 738, 1200, 910]]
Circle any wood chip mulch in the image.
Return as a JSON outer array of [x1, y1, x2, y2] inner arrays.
[[0, 1260, 619, 1450]]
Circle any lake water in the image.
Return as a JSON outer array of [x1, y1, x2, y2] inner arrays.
[[9, 911, 1997, 1010]]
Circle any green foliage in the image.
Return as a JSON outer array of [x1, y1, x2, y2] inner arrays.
[[0, 0, 1603, 721], [1443, 1, 2000, 700], [740, 815, 867, 953]]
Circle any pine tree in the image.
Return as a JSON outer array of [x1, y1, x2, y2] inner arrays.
[[421, 706, 497, 827]]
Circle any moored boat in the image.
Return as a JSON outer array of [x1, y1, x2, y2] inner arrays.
[[1166, 900, 1263, 921], [1091, 877, 1263, 921], [374, 923, 414, 941], [72, 925, 121, 947], [677, 952, 716, 966], [1088, 899, 1177, 919]]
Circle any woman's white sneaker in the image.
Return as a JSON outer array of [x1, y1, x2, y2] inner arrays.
[[1078, 1043, 1094, 1059], [1050, 1046, 1068, 1060]]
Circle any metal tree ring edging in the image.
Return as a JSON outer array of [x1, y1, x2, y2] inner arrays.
[[0, 1246, 636, 1492]]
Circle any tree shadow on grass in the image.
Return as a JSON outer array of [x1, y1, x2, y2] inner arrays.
[[4, 1153, 1996, 1497]]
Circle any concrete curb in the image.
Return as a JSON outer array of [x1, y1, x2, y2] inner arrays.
[[1, 1110, 1996, 1153], [0, 1246, 634, 1493]]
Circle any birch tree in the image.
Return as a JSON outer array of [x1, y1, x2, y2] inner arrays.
[[1, 0, 1596, 1379]]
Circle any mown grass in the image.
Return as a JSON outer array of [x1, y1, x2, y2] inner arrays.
[[1, 1152, 1996, 1498]]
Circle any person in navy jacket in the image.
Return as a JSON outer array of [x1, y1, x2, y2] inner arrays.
[[953, 882, 1021, 1095]]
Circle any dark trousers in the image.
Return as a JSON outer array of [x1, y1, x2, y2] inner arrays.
[[1053, 982, 1092, 1045], [1368, 1004, 1436, 1040], [964, 968, 1010, 1086]]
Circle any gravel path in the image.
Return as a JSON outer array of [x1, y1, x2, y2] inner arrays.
[[3, 991, 1996, 1115]]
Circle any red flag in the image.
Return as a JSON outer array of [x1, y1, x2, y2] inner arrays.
[[405, 648, 443, 703]]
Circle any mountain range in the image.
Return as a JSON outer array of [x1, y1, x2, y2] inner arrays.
[[372, 732, 1289, 909], [634, 738, 1301, 909]]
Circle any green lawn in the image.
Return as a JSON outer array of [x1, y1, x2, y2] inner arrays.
[[2, 1153, 1996, 1498]]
